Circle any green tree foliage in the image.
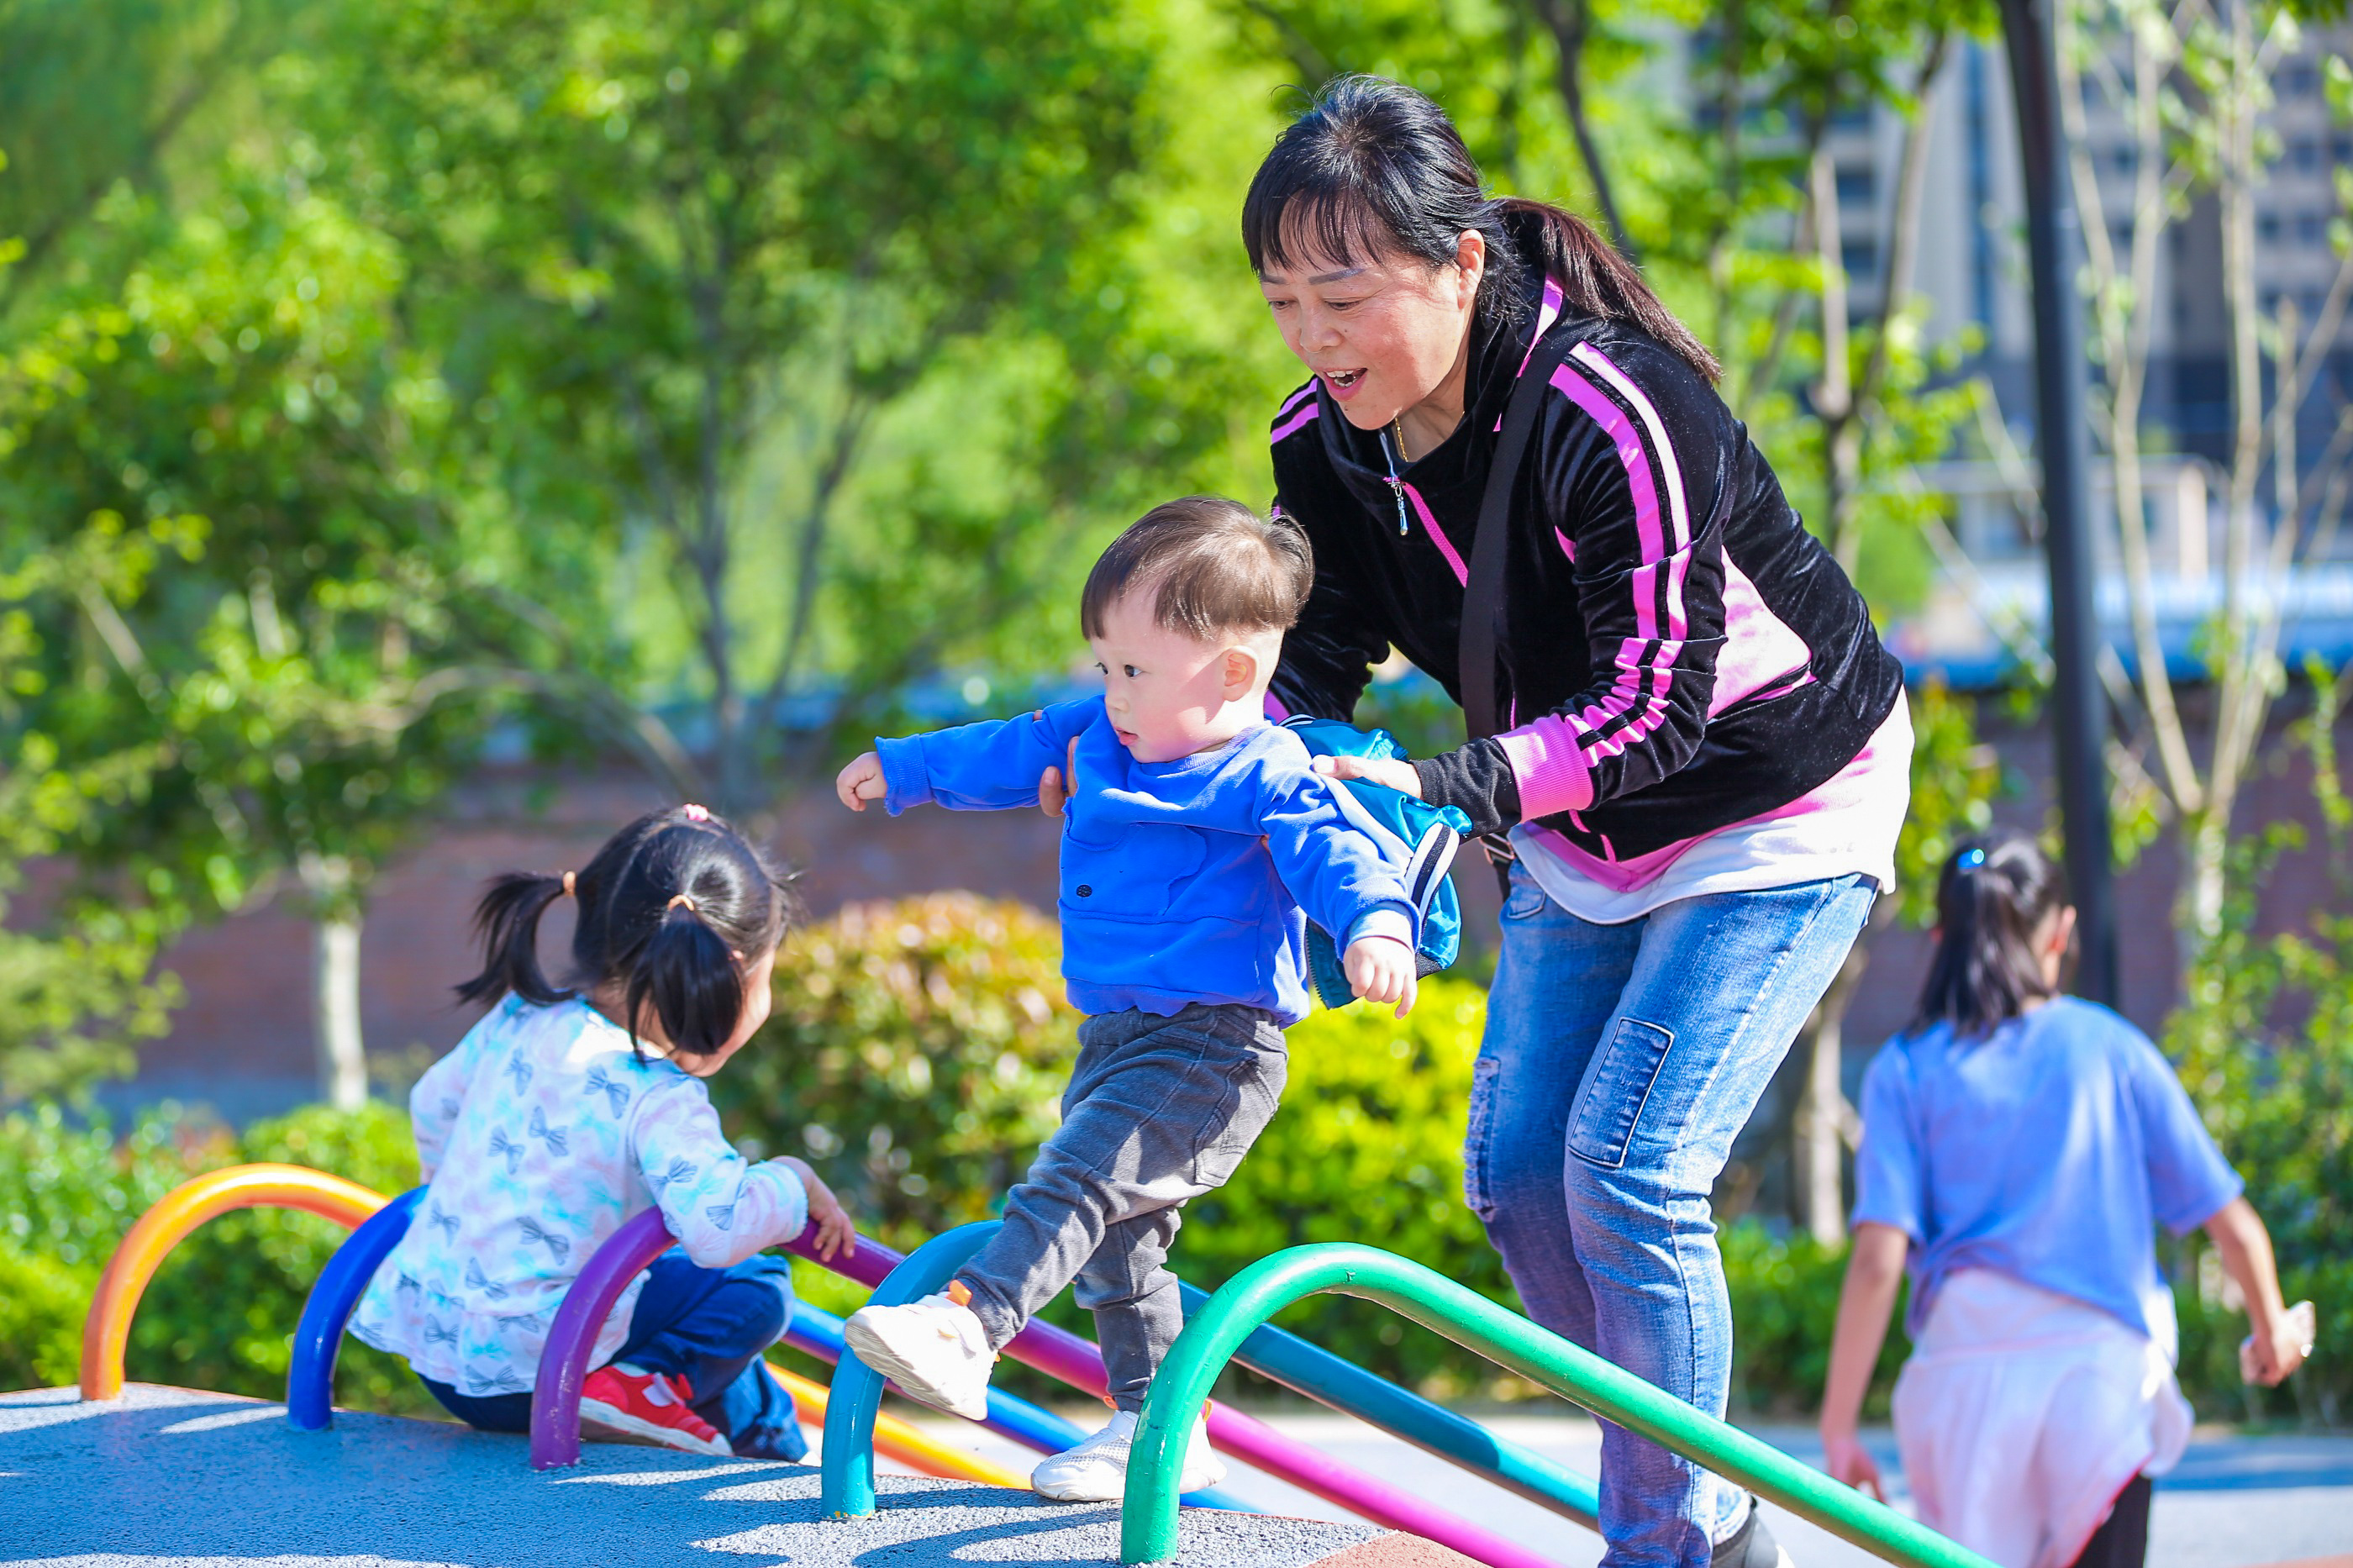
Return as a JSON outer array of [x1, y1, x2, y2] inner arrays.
[[304, 0, 1255, 808], [2163, 673, 2353, 1426], [0, 156, 525, 1099]]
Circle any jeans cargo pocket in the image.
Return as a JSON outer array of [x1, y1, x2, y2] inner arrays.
[[1460, 1054, 1503, 1221], [1187, 1049, 1287, 1190], [1501, 876, 1548, 922], [1566, 1017, 1675, 1170]]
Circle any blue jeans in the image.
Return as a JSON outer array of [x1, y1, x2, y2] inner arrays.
[[421, 1248, 806, 1461], [1469, 870, 1875, 1568]]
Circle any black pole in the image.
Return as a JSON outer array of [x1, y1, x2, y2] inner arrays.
[[1998, 0, 2119, 1005]]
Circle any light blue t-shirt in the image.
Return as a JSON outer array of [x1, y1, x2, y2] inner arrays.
[[1851, 997, 2242, 1340]]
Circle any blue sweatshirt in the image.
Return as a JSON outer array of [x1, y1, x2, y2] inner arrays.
[[876, 698, 1417, 1024]]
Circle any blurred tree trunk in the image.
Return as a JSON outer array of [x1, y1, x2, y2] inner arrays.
[[1792, 923, 1870, 1244], [301, 851, 367, 1112]]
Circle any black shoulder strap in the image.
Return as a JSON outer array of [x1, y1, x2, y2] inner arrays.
[[1460, 324, 1582, 743]]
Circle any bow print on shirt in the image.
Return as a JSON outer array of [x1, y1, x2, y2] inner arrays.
[[656, 1155, 699, 1191], [466, 1365, 529, 1397], [705, 1200, 738, 1231], [515, 1214, 571, 1263], [584, 1064, 631, 1117], [422, 1316, 460, 1348], [503, 1052, 534, 1093], [528, 1106, 568, 1156], [464, 1257, 511, 1299], [428, 1202, 460, 1242], [487, 1125, 525, 1175]]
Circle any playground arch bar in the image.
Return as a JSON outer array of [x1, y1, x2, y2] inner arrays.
[[78, 1164, 387, 1402], [1121, 1244, 2002, 1568]]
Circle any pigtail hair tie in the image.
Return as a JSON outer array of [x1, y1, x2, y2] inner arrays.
[[666, 892, 698, 913], [561, 871, 577, 897]]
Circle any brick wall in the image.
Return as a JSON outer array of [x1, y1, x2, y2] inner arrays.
[[108, 697, 2353, 1124]]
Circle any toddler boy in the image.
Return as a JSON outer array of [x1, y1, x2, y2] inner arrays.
[[834, 496, 1420, 1502]]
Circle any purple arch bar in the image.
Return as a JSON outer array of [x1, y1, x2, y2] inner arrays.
[[529, 1207, 675, 1470], [531, 1218, 1565, 1568]]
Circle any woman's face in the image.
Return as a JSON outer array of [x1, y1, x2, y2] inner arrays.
[[1258, 226, 1485, 432]]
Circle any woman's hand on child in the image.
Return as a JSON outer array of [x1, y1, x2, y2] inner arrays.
[[779, 1155, 857, 1261], [1345, 935, 1418, 1017], [1039, 736, 1081, 818], [1819, 1428, 1886, 1502], [836, 753, 888, 812], [1313, 754, 1422, 797]]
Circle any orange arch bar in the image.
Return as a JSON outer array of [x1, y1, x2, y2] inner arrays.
[[79, 1163, 387, 1401], [766, 1363, 1029, 1490]]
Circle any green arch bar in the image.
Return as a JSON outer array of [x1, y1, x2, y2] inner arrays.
[[1122, 1244, 1999, 1568]]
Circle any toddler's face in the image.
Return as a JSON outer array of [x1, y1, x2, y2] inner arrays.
[[1088, 591, 1270, 763]]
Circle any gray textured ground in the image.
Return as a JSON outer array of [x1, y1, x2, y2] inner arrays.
[[1012, 1410, 2348, 1568], [0, 1386, 1380, 1568]]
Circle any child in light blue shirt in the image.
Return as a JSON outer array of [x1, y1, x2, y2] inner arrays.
[[1819, 837, 2306, 1568]]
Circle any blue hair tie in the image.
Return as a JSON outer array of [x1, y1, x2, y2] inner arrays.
[[1957, 846, 1987, 870]]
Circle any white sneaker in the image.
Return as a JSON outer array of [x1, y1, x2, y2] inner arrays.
[[842, 1290, 995, 1421], [1030, 1409, 1225, 1503]]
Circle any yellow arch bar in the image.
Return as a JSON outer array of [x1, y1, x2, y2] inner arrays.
[[767, 1363, 1029, 1490], [79, 1162, 387, 1401]]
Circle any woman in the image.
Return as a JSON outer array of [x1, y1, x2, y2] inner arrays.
[[1249, 77, 1910, 1568]]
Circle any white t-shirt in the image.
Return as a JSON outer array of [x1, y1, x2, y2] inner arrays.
[[1513, 693, 1913, 924]]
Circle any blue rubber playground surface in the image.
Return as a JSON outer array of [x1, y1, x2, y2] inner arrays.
[[0, 1385, 1421, 1568]]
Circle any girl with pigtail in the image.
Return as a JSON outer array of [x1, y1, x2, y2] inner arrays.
[[1822, 836, 2308, 1568], [350, 805, 855, 1458]]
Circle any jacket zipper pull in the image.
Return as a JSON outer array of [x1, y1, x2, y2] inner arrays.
[[1384, 476, 1409, 535]]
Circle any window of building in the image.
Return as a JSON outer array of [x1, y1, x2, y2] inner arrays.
[[2281, 61, 2321, 97], [2292, 139, 2324, 174], [2298, 213, 2329, 246], [2259, 211, 2283, 243], [2110, 145, 2139, 177], [1843, 239, 1880, 279], [1835, 165, 1876, 205]]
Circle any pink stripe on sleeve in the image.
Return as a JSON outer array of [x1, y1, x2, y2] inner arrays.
[[1495, 715, 1596, 817], [1547, 361, 1685, 760], [1276, 382, 1317, 419], [1270, 401, 1320, 445]]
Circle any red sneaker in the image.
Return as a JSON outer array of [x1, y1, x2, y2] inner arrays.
[[579, 1364, 732, 1455]]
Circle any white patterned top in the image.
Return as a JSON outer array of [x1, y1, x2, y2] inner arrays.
[[350, 994, 808, 1397]]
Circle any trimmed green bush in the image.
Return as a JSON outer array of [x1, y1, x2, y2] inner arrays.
[[711, 892, 1082, 1250], [0, 1098, 436, 1416]]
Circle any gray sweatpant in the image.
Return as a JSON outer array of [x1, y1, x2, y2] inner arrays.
[[956, 1002, 1288, 1411]]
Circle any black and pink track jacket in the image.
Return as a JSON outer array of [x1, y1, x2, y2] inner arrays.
[[1266, 233, 1907, 866]]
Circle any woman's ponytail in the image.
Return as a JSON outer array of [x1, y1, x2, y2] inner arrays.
[[623, 900, 750, 1060], [1910, 836, 2069, 1038], [1496, 197, 1722, 382], [455, 872, 571, 1008]]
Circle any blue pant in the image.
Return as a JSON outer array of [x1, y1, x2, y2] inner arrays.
[[421, 1248, 806, 1461], [1470, 870, 1874, 1568]]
